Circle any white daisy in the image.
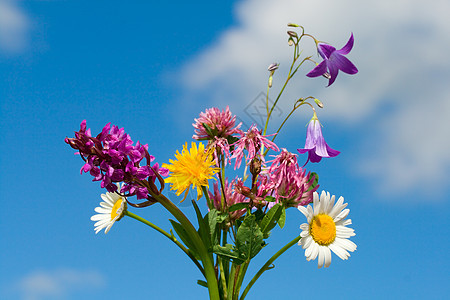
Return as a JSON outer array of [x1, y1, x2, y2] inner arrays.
[[298, 190, 356, 268], [90, 183, 127, 234]]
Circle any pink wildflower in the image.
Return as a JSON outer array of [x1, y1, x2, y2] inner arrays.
[[193, 106, 242, 140], [267, 149, 318, 207], [231, 125, 279, 169], [209, 178, 247, 221]]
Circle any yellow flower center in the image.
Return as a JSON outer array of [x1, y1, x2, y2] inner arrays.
[[310, 214, 336, 246], [111, 199, 123, 220]]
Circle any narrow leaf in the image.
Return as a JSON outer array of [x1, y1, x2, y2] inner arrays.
[[277, 207, 286, 229], [228, 202, 250, 212], [260, 203, 283, 238], [169, 219, 200, 259]]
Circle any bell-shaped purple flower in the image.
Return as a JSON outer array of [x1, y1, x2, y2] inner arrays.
[[297, 112, 340, 164], [306, 33, 358, 86]]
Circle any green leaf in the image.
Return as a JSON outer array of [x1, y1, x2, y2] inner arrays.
[[202, 123, 218, 137], [192, 200, 212, 250], [264, 196, 277, 202], [235, 215, 264, 261], [260, 203, 283, 238], [253, 208, 265, 223], [278, 207, 286, 229], [197, 280, 208, 288], [216, 212, 229, 224], [169, 219, 200, 259], [228, 202, 250, 212], [207, 209, 219, 246], [213, 244, 244, 265], [307, 172, 319, 191]]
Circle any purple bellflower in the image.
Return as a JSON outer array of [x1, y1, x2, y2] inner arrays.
[[306, 33, 358, 86], [297, 112, 340, 164]]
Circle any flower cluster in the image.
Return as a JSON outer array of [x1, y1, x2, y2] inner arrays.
[[66, 25, 359, 299], [65, 120, 168, 199]]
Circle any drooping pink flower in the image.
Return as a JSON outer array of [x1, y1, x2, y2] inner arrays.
[[231, 125, 279, 169], [193, 106, 242, 140]]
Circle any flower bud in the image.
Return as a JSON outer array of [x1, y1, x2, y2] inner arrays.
[[267, 63, 279, 72], [314, 98, 324, 108], [288, 37, 294, 46], [287, 31, 297, 38], [250, 157, 262, 177], [287, 23, 300, 27]]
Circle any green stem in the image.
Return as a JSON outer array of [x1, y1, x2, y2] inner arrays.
[[202, 185, 213, 210], [234, 261, 249, 300], [218, 257, 228, 299], [154, 194, 220, 300], [125, 211, 205, 277], [239, 236, 301, 300], [227, 264, 237, 299]]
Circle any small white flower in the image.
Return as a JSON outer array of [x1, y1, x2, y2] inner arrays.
[[298, 191, 356, 268], [90, 183, 127, 234]]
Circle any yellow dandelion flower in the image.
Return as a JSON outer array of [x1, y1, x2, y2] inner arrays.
[[163, 142, 219, 201]]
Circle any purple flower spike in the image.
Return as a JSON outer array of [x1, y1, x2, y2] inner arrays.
[[306, 33, 358, 86], [297, 112, 340, 164]]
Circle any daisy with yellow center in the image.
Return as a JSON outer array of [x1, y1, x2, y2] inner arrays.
[[298, 190, 356, 268], [163, 142, 219, 201], [91, 183, 127, 234]]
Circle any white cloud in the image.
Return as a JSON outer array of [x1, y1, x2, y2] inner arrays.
[[12, 268, 106, 300], [178, 0, 450, 198], [0, 0, 29, 53]]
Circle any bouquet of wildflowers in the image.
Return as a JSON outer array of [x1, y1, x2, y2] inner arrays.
[[65, 24, 358, 299]]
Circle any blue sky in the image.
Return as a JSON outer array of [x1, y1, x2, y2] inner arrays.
[[1, 0, 449, 299]]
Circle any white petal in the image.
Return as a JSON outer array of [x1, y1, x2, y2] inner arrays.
[[104, 223, 115, 234], [94, 207, 111, 214], [335, 237, 357, 252], [99, 202, 110, 208], [298, 206, 309, 218], [329, 197, 347, 218], [300, 223, 309, 231], [101, 194, 114, 205], [317, 246, 325, 268], [329, 243, 349, 260], [334, 208, 350, 222], [310, 242, 319, 260], [94, 220, 110, 227], [302, 235, 313, 249], [305, 242, 313, 258], [324, 246, 332, 268], [335, 218, 352, 227], [336, 226, 355, 238], [313, 192, 320, 215], [307, 205, 314, 222], [91, 214, 107, 221]]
